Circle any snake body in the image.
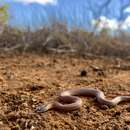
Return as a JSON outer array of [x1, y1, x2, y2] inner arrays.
[[36, 88, 130, 112]]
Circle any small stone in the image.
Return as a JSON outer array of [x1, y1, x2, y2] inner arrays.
[[80, 70, 87, 77], [126, 107, 130, 112], [97, 71, 105, 76], [90, 107, 97, 113], [100, 105, 109, 110], [124, 125, 130, 130], [112, 111, 121, 117], [124, 116, 130, 124], [91, 65, 102, 71], [73, 111, 81, 117], [113, 124, 121, 130]]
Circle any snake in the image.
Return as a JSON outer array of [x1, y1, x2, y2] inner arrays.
[[36, 88, 130, 112]]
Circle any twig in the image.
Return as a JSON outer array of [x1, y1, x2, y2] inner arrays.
[[112, 64, 130, 70], [0, 44, 22, 52], [46, 47, 77, 53]]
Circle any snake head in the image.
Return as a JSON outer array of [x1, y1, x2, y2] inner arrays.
[[35, 103, 53, 113], [35, 104, 48, 113]]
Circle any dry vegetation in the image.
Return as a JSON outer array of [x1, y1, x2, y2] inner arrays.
[[0, 23, 130, 58]]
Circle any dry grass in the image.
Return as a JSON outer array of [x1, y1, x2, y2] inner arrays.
[[0, 23, 130, 58]]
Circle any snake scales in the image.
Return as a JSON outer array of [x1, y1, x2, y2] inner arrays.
[[36, 88, 130, 112]]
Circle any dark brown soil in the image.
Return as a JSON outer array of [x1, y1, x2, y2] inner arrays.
[[0, 53, 130, 130]]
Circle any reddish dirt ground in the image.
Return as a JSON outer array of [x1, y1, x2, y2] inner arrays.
[[0, 53, 130, 130]]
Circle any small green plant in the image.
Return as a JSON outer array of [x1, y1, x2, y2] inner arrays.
[[0, 4, 8, 33], [0, 4, 8, 22]]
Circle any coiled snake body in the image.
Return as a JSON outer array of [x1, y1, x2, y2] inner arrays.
[[36, 88, 130, 112]]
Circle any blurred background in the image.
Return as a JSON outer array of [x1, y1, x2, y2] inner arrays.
[[1, 0, 130, 57]]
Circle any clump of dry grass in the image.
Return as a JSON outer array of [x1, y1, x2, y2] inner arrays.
[[0, 23, 130, 58]]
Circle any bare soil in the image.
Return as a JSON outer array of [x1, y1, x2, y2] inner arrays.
[[0, 53, 130, 130]]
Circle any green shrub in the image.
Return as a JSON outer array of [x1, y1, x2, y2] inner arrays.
[[0, 4, 8, 33]]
